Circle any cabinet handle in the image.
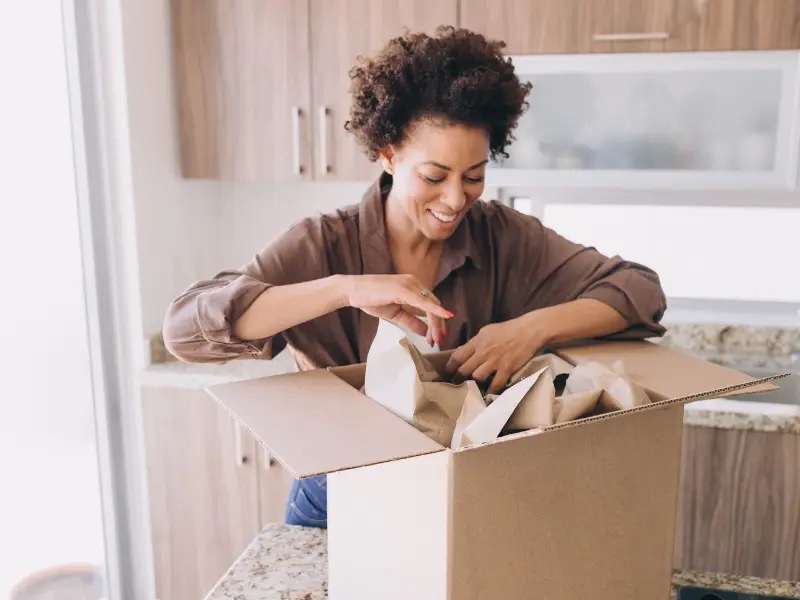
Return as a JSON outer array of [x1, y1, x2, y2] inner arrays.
[[263, 447, 275, 469], [592, 32, 670, 42], [318, 106, 331, 175], [291, 106, 304, 176], [234, 422, 248, 467]]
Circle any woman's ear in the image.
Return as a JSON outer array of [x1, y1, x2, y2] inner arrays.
[[378, 147, 395, 175]]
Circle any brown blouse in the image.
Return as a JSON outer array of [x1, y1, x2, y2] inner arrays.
[[163, 174, 667, 370]]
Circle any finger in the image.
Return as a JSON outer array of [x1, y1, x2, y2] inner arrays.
[[445, 341, 476, 374], [401, 288, 453, 320], [426, 312, 444, 348], [455, 350, 487, 380], [471, 360, 498, 383], [388, 308, 428, 337], [488, 368, 512, 395]]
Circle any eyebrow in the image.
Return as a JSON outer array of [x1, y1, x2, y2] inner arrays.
[[421, 159, 489, 172]]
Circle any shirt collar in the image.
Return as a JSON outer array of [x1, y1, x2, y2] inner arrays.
[[358, 172, 483, 284]]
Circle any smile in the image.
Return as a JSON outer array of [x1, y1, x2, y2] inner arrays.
[[429, 209, 457, 223]]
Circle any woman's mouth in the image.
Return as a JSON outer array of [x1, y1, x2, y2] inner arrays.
[[428, 209, 458, 224]]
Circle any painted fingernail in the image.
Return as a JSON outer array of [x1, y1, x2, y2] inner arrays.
[[429, 339, 434, 348], [444, 311, 455, 318]]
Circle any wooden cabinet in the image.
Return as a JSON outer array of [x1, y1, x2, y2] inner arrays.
[[142, 387, 293, 600], [171, 0, 312, 180], [667, 0, 800, 52], [460, 0, 800, 55], [673, 425, 800, 580], [172, 0, 457, 181]]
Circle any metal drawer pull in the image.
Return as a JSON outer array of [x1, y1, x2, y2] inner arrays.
[[592, 32, 670, 42], [318, 106, 331, 175], [291, 106, 304, 175], [234, 422, 248, 467]]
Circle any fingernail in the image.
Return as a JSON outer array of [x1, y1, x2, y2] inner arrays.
[[444, 311, 455, 318], [429, 339, 434, 348], [443, 325, 448, 337]]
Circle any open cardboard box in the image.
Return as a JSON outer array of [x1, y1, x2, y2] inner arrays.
[[207, 340, 785, 600]]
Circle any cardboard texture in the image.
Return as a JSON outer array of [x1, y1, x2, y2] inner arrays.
[[208, 328, 786, 600], [206, 369, 442, 478]]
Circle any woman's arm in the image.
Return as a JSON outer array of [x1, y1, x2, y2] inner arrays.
[[446, 205, 667, 391]]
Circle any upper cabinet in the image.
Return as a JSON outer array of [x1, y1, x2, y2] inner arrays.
[[172, 0, 313, 180], [172, 0, 799, 182], [459, 0, 800, 55], [172, 0, 457, 181], [490, 50, 800, 189]]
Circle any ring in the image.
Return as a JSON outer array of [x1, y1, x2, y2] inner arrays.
[[421, 289, 430, 297]]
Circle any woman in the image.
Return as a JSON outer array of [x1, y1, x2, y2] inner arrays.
[[163, 27, 667, 529]]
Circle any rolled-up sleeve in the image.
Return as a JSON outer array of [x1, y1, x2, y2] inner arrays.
[[498, 208, 667, 339], [163, 218, 329, 363]]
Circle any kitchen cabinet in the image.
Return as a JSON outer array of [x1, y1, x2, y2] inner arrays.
[[667, 0, 800, 52], [460, 0, 800, 55], [171, 0, 312, 180], [673, 425, 800, 580], [488, 49, 800, 190], [142, 387, 293, 600], [172, 0, 457, 181]]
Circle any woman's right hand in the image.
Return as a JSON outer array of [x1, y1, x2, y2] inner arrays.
[[340, 274, 453, 347]]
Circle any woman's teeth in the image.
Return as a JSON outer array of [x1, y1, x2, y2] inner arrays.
[[430, 210, 457, 223]]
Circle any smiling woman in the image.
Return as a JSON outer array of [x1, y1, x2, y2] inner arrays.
[[163, 26, 668, 530]]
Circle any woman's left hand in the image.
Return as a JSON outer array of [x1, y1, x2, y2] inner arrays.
[[445, 315, 548, 394]]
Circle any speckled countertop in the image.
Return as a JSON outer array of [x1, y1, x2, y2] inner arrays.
[[143, 325, 800, 434], [205, 524, 800, 600]]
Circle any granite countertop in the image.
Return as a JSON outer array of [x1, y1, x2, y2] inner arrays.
[[205, 524, 800, 600], [143, 325, 800, 434]]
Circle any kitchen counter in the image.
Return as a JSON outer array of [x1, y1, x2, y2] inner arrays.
[[204, 524, 800, 600]]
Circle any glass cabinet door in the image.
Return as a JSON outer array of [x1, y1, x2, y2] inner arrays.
[[489, 51, 800, 189]]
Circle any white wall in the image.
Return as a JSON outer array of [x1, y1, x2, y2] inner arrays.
[[542, 204, 800, 303], [120, 0, 369, 337]]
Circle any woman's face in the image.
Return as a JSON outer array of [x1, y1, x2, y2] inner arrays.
[[381, 120, 490, 241]]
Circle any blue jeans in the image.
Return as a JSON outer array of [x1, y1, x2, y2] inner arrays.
[[285, 475, 328, 528]]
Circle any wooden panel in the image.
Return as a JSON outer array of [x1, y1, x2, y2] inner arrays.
[[171, 0, 312, 180], [142, 387, 262, 600], [459, 0, 613, 54], [668, 0, 800, 51], [674, 425, 800, 580], [257, 447, 296, 526], [309, 0, 458, 181], [606, 0, 671, 52]]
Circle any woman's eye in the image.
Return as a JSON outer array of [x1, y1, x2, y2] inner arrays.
[[465, 176, 485, 184], [422, 175, 445, 184]]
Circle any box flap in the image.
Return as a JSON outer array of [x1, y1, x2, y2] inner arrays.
[[556, 341, 780, 400], [207, 369, 444, 479]]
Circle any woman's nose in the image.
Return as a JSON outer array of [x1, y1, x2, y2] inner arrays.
[[442, 182, 468, 212]]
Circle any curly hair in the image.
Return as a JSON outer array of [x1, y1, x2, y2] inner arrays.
[[345, 26, 532, 162]]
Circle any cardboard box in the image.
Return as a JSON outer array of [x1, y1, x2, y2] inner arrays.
[[207, 340, 782, 600]]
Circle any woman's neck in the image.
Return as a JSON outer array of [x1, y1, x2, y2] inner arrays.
[[384, 189, 440, 260]]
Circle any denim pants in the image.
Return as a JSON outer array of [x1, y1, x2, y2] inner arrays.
[[285, 474, 328, 528]]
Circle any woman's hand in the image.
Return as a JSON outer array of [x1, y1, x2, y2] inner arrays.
[[341, 274, 453, 347], [445, 314, 548, 394]]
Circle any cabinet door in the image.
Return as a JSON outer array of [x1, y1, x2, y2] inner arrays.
[[142, 387, 262, 600], [309, 0, 458, 181], [459, 0, 613, 54], [674, 426, 800, 580], [257, 447, 296, 526], [172, 0, 312, 180], [668, 0, 800, 51]]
